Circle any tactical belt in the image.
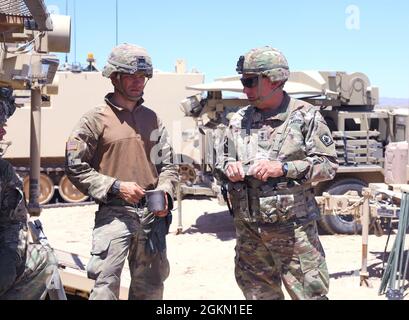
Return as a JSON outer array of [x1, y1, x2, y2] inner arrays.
[[257, 183, 311, 198], [99, 197, 147, 209], [228, 179, 316, 224]]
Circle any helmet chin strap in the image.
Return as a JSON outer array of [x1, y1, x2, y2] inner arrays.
[[116, 73, 149, 102], [252, 76, 285, 105]]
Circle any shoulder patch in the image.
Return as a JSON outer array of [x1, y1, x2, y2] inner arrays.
[[320, 134, 334, 147]]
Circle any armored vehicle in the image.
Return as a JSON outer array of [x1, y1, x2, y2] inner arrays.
[[178, 71, 409, 235]]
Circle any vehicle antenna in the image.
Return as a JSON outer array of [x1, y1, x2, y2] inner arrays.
[[74, 0, 77, 65], [116, 0, 119, 45], [65, 0, 69, 63]]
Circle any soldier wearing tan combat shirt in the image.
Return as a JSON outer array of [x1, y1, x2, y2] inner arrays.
[[65, 44, 178, 300], [216, 46, 339, 300]]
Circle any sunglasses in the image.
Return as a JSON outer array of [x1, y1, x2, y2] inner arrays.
[[240, 76, 259, 88]]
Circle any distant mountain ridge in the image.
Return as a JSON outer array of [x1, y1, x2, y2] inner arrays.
[[379, 97, 409, 107]]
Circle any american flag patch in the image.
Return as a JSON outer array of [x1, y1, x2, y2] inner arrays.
[[66, 141, 80, 151]]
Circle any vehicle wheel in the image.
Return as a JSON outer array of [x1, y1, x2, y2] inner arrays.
[[23, 174, 55, 205], [318, 178, 367, 235], [179, 165, 197, 185], [58, 175, 89, 203]]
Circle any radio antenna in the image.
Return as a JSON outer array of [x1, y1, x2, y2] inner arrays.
[[73, 0, 77, 64], [116, 0, 119, 45], [65, 0, 68, 63]]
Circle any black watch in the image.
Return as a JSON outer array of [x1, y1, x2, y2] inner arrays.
[[110, 180, 121, 196], [282, 162, 289, 177]]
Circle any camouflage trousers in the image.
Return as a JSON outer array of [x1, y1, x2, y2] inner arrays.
[[87, 206, 170, 300], [234, 219, 329, 300], [0, 222, 59, 300]]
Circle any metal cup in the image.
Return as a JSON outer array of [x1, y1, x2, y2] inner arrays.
[[145, 190, 166, 212]]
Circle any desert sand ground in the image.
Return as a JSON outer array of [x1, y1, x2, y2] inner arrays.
[[39, 197, 408, 300]]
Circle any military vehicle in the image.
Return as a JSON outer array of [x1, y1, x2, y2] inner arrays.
[[177, 71, 409, 235], [4, 58, 204, 205], [0, 0, 72, 207]]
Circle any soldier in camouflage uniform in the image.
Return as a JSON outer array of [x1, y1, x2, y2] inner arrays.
[[65, 44, 178, 300], [216, 47, 338, 300], [0, 88, 58, 300]]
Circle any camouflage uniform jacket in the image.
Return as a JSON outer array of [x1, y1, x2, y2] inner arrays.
[[0, 159, 27, 224], [217, 92, 338, 222], [65, 94, 178, 204]]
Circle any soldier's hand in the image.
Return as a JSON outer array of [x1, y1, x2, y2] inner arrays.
[[119, 182, 146, 204], [249, 160, 284, 182], [154, 194, 169, 218], [225, 162, 245, 182]]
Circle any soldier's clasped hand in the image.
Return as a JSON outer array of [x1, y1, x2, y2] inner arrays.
[[119, 182, 146, 204], [225, 162, 245, 182], [248, 160, 284, 182]]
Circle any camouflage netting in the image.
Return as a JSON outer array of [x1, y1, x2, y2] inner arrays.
[[0, 0, 32, 17]]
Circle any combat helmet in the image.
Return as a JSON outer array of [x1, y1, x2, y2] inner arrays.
[[102, 43, 153, 79], [236, 46, 290, 82], [0, 87, 16, 125]]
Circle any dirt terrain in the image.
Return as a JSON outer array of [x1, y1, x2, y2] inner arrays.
[[39, 197, 408, 300]]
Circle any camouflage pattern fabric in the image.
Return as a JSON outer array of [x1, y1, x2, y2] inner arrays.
[[234, 219, 329, 300], [237, 46, 290, 82], [102, 43, 153, 79], [0, 159, 58, 300], [0, 88, 16, 125], [216, 93, 338, 300], [87, 206, 170, 300], [218, 94, 338, 187], [64, 104, 117, 203], [0, 160, 27, 224]]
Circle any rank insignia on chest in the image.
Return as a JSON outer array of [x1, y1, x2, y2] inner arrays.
[[320, 134, 334, 147], [258, 129, 270, 142]]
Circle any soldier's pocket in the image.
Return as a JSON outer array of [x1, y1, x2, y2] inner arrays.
[[298, 222, 329, 296], [229, 184, 250, 220], [259, 194, 295, 223], [299, 248, 329, 296], [87, 228, 111, 281]]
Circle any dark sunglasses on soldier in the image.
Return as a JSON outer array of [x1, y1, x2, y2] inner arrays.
[[240, 76, 259, 88]]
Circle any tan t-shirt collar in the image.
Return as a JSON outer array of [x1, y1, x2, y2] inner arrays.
[[104, 93, 144, 112]]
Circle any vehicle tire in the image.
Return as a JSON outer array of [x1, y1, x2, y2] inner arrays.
[[23, 174, 55, 205], [318, 178, 367, 235], [58, 175, 89, 203], [179, 164, 197, 185]]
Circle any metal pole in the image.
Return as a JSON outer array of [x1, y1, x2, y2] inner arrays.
[[177, 182, 183, 235], [396, 191, 409, 296], [360, 187, 371, 287], [28, 87, 42, 216], [73, 0, 77, 64]]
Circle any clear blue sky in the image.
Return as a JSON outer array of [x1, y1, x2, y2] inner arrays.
[[45, 0, 409, 98]]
